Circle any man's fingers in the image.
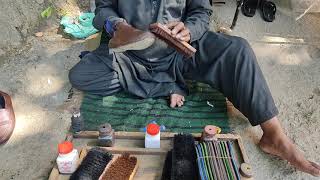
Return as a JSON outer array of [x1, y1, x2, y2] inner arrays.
[[176, 29, 190, 40], [165, 21, 179, 30], [180, 36, 191, 42], [177, 35, 190, 42], [165, 22, 189, 41], [171, 22, 185, 36], [176, 29, 190, 38]]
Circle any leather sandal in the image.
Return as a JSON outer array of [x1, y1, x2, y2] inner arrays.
[[242, 0, 259, 17], [0, 91, 15, 145], [260, 0, 276, 22]]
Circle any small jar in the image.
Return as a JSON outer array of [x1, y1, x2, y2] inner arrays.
[[145, 123, 160, 148], [98, 123, 115, 147], [71, 111, 83, 133], [56, 141, 79, 174], [200, 125, 221, 141]]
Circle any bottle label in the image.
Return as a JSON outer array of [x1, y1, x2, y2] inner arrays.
[[99, 135, 113, 140], [59, 161, 73, 173]]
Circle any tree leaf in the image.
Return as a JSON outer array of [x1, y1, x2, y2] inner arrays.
[[41, 6, 54, 18]]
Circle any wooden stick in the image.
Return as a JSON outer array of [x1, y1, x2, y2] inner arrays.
[[87, 146, 168, 155], [129, 159, 139, 180], [236, 137, 250, 163], [73, 131, 239, 140], [48, 166, 60, 180], [296, 1, 319, 21], [74, 131, 202, 139]]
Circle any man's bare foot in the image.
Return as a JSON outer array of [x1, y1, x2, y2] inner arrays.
[[259, 117, 320, 176], [170, 94, 185, 108]]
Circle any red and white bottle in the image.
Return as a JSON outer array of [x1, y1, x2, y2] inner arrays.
[[56, 141, 79, 174], [145, 123, 160, 148]]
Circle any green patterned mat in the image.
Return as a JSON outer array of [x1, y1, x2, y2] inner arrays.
[[81, 82, 230, 133]]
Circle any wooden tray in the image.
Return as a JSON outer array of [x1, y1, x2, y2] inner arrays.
[[49, 132, 253, 180]]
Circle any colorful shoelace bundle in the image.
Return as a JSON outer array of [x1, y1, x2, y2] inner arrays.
[[195, 141, 241, 180]]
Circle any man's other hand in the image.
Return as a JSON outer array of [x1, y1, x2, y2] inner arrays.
[[165, 21, 191, 42]]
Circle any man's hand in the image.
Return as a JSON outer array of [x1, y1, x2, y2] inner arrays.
[[165, 21, 191, 42]]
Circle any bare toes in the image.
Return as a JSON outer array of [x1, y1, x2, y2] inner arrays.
[[177, 100, 183, 107], [170, 94, 185, 108], [310, 161, 320, 169], [303, 162, 320, 177], [170, 96, 178, 108], [309, 161, 320, 176]]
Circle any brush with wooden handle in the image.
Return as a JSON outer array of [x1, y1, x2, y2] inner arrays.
[[149, 23, 196, 58]]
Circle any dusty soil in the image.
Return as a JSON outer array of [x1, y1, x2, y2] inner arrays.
[[0, 1, 319, 180]]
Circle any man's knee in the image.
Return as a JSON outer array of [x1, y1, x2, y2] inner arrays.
[[68, 64, 82, 88], [232, 36, 252, 51], [230, 37, 256, 65], [68, 56, 90, 88]]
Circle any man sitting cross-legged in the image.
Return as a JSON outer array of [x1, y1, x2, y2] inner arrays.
[[68, 0, 320, 176]]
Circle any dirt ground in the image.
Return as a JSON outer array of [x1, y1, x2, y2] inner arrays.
[[0, 1, 319, 180]]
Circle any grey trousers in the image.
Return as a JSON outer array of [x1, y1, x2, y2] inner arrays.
[[69, 32, 279, 126]]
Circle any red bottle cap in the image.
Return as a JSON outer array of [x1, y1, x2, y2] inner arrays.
[[58, 141, 73, 154], [147, 124, 160, 136]]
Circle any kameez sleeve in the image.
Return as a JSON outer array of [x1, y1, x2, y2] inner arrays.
[[184, 0, 213, 42], [93, 0, 126, 30]]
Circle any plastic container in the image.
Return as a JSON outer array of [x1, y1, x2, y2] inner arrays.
[[71, 111, 84, 133], [145, 123, 160, 148], [56, 141, 79, 174]]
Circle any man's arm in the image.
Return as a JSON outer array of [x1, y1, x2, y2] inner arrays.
[[184, 0, 212, 42], [93, 0, 125, 30]]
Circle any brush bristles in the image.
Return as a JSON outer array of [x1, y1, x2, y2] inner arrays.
[[150, 23, 196, 58], [70, 147, 113, 180], [161, 150, 173, 180], [171, 134, 198, 180]]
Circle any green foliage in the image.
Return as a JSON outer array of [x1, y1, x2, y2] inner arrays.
[[41, 6, 54, 18]]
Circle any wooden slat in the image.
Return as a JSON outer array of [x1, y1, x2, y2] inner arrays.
[[73, 131, 239, 140], [48, 166, 60, 180], [129, 159, 139, 180], [236, 137, 250, 163], [73, 131, 201, 139], [88, 146, 168, 155]]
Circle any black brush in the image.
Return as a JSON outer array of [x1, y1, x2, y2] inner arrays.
[[70, 147, 113, 180], [171, 134, 198, 180], [161, 150, 173, 180]]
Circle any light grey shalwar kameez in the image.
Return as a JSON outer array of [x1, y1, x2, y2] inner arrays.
[[69, 0, 279, 125]]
